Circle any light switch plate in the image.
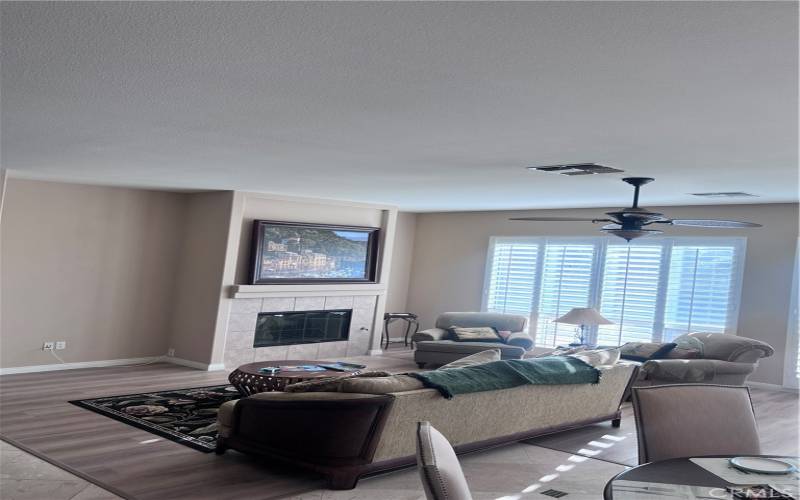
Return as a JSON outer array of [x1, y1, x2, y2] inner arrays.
[[55, 341, 66, 350], [42, 342, 54, 350]]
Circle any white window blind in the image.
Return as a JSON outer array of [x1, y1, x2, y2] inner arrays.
[[597, 244, 664, 346], [483, 236, 746, 347], [484, 240, 539, 316], [663, 245, 740, 340], [535, 244, 596, 347]]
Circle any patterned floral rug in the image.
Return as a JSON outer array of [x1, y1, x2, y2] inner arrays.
[[70, 385, 241, 452]]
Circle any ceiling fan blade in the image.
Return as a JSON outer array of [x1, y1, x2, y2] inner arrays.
[[509, 217, 609, 222], [669, 219, 762, 228]]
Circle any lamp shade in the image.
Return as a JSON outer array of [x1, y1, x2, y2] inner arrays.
[[554, 307, 613, 326]]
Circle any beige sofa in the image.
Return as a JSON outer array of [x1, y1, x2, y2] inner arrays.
[[634, 332, 774, 387], [217, 362, 636, 489]]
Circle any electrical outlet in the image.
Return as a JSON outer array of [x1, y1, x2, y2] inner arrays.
[[55, 341, 66, 350], [167, 348, 175, 357], [42, 342, 54, 350]]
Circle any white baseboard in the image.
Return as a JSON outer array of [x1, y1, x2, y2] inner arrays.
[[164, 356, 226, 371], [367, 349, 384, 356], [0, 356, 163, 375], [747, 381, 799, 393]]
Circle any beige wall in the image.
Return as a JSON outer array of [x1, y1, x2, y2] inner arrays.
[[385, 212, 417, 313], [0, 181, 403, 369], [167, 191, 236, 365], [0, 179, 186, 367], [406, 203, 799, 386]]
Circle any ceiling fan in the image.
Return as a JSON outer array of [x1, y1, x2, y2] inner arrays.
[[510, 177, 762, 241]]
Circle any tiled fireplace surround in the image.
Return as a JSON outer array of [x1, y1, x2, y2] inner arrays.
[[223, 295, 378, 369]]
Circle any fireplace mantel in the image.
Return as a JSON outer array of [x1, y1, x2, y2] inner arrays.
[[230, 283, 386, 299]]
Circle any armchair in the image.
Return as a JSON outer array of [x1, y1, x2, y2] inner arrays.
[[412, 312, 532, 368], [635, 332, 774, 386]]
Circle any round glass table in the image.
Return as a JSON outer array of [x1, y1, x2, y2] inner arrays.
[[604, 455, 798, 499]]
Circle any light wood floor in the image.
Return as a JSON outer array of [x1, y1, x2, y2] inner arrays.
[[0, 354, 416, 500], [1, 353, 797, 499]]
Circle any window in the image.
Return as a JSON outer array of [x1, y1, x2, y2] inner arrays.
[[784, 240, 799, 389], [484, 240, 539, 316], [482, 237, 746, 347], [597, 244, 663, 346], [663, 245, 740, 340], [535, 244, 596, 347]]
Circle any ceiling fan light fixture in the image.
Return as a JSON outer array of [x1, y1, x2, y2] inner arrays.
[[603, 228, 663, 242]]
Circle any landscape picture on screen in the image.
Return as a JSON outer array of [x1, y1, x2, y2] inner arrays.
[[250, 221, 379, 284]]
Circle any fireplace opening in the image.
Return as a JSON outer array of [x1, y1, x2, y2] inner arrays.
[[253, 309, 351, 347]]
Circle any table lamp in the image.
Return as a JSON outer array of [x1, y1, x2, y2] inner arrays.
[[554, 307, 613, 346]]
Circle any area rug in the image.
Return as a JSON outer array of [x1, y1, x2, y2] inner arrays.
[[70, 384, 241, 452]]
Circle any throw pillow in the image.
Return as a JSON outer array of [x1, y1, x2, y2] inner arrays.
[[284, 376, 346, 393], [619, 342, 677, 362], [448, 326, 502, 343], [339, 374, 425, 394], [496, 330, 512, 340], [569, 348, 621, 367], [666, 335, 705, 359], [284, 370, 392, 393], [439, 349, 501, 370], [534, 346, 587, 357]]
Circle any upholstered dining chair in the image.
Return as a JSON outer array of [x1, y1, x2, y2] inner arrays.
[[416, 421, 473, 500], [631, 384, 761, 464]]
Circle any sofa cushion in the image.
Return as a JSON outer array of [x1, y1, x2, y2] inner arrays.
[[439, 349, 501, 370], [416, 340, 524, 357], [665, 335, 704, 359], [448, 326, 502, 343], [536, 345, 587, 357], [435, 312, 527, 333], [569, 348, 621, 367], [284, 371, 392, 393], [674, 332, 774, 362], [619, 342, 677, 362], [339, 374, 425, 394]]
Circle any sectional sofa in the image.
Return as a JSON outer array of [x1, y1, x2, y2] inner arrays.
[[216, 362, 637, 489]]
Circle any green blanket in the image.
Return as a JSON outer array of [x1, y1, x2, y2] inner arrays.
[[408, 356, 600, 399]]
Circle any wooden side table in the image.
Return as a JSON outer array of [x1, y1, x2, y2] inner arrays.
[[382, 312, 419, 349], [228, 360, 362, 396]]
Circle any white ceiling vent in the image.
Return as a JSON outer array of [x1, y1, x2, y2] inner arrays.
[[528, 163, 624, 176], [690, 192, 759, 198]]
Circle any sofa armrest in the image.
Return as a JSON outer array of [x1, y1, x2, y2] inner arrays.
[[222, 393, 394, 467], [505, 332, 534, 350], [412, 327, 448, 342], [642, 359, 756, 383]]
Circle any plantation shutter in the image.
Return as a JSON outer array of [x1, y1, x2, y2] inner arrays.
[[597, 244, 664, 346], [484, 240, 539, 316], [663, 244, 740, 340], [535, 243, 596, 347]]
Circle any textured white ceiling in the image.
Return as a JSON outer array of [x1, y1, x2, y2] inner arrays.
[[1, 2, 797, 211]]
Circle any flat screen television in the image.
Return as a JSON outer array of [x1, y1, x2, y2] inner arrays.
[[249, 220, 380, 284]]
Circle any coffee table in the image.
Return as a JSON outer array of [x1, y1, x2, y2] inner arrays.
[[228, 360, 362, 396]]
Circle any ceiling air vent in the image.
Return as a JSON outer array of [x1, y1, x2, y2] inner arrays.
[[690, 192, 758, 198], [528, 163, 624, 176]]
